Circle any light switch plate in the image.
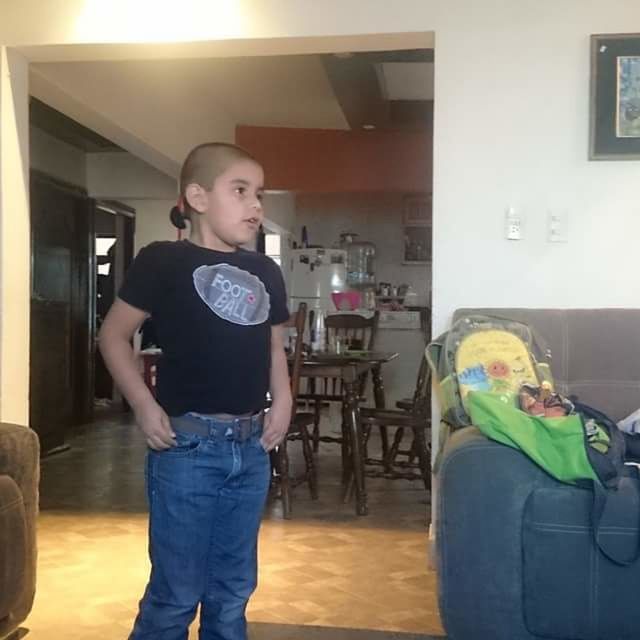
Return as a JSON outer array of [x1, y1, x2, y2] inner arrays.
[[548, 210, 568, 243]]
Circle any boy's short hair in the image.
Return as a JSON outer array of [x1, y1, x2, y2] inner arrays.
[[180, 143, 258, 212], [169, 142, 260, 228]]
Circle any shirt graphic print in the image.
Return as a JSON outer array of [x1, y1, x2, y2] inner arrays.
[[193, 263, 271, 326]]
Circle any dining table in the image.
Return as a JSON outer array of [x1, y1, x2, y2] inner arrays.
[[296, 350, 399, 516]]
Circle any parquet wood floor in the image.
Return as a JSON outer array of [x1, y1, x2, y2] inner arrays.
[[25, 410, 443, 639]]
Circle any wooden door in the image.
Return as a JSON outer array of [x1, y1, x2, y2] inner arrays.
[[30, 174, 92, 452]]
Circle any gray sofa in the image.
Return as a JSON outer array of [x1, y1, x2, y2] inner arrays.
[[436, 308, 640, 640], [0, 423, 39, 639]]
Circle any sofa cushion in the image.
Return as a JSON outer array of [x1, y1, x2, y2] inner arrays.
[[523, 476, 640, 639]]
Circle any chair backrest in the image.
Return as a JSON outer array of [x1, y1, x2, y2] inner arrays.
[[288, 303, 307, 403], [325, 311, 380, 351], [410, 348, 432, 419]]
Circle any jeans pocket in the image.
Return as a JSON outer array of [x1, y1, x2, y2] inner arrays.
[[250, 434, 268, 454], [158, 430, 203, 456]]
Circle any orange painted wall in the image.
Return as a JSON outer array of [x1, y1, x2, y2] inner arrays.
[[236, 125, 432, 194]]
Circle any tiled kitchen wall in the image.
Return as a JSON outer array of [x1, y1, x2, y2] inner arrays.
[[295, 192, 431, 305]]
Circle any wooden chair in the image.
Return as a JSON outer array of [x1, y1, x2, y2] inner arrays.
[[271, 303, 318, 519], [392, 310, 431, 463], [395, 353, 429, 412], [299, 311, 380, 456], [359, 348, 432, 491]]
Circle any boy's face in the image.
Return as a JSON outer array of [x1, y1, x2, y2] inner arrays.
[[188, 159, 265, 250]]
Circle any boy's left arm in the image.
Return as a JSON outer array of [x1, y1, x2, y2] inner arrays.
[[262, 324, 292, 451]]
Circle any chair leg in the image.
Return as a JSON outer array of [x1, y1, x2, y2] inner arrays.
[[385, 426, 405, 471], [299, 425, 318, 500], [413, 426, 432, 492], [276, 441, 293, 519], [312, 399, 321, 452], [407, 434, 418, 465], [379, 424, 390, 465], [340, 416, 351, 486], [268, 449, 278, 490], [343, 472, 355, 504], [362, 422, 371, 460], [339, 396, 355, 497]]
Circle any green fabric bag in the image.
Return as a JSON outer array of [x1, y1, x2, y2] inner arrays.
[[468, 391, 599, 485]]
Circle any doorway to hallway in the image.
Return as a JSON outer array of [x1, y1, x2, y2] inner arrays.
[[29, 171, 134, 454]]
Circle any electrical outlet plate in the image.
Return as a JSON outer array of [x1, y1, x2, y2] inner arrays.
[[505, 207, 522, 240]]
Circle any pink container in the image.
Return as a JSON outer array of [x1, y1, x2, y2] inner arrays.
[[331, 291, 361, 311]]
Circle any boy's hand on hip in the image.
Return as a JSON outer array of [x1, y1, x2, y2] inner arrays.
[[261, 402, 291, 451], [134, 399, 176, 450]]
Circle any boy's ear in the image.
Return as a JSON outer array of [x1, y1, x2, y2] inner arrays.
[[184, 183, 208, 214]]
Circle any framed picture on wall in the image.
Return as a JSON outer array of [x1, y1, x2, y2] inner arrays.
[[403, 225, 431, 264], [403, 194, 432, 226], [590, 33, 640, 160]]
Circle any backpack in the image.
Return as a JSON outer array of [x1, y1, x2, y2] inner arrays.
[[427, 314, 553, 428], [469, 391, 640, 566], [573, 400, 628, 491]]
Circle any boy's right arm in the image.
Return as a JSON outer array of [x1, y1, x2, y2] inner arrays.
[[98, 298, 176, 450]]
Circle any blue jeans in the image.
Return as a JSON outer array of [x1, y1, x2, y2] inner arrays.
[[129, 412, 270, 640]]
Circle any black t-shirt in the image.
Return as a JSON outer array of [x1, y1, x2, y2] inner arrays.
[[119, 240, 289, 416]]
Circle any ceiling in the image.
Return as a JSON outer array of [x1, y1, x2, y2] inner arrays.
[[30, 97, 122, 152], [30, 48, 434, 172]]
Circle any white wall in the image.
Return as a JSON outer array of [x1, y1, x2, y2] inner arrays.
[[123, 199, 177, 253], [29, 128, 176, 207], [29, 62, 235, 178], [262, 191, 296, 235], [0, 48, 30, 424], [87, 152, 179, 252], [29, 66, 182, 179], [11, 0, 637, 336], [30, 126, 86, 186], [296, 193, 431, 304], [0, 1, 435, 50], [431, 2, 640, 335], [87, 151, 177, 200], [3, 0, 640, 428]]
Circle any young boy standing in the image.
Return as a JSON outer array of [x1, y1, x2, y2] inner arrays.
[[99, 143, 291, 640]]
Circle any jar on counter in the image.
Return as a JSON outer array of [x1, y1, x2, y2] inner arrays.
[[339, 233, 376, 289]]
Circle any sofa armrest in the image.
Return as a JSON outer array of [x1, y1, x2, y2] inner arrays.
[[0, 475, 27, 620], [0, 423, 39, 505], [436, 426, 550, 640], [0, 422, 39, 636]]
